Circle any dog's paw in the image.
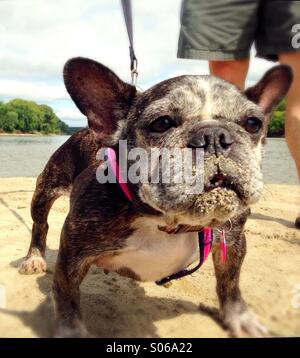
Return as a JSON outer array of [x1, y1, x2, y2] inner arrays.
[[19, 256, 47, 274], [224, 308, 268, 337]]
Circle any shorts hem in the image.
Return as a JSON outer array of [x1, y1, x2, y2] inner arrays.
[[256, 44, 300, 61], [177, 48, 250, 61]]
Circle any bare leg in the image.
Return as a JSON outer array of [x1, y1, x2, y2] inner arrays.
[[209, 59, 250, 90], [212, 212, 267, 337], [279, 52, 300, 223]]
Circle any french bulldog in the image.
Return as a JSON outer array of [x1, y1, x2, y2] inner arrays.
[[19, 58, 292, 337]]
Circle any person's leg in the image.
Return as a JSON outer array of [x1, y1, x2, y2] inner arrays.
[[209, 59, 250, 90], [279, 52, 300, 177], [279, 52, 300, 226]]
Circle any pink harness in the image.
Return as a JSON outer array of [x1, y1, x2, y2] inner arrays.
[[106, 147, 227, 286]]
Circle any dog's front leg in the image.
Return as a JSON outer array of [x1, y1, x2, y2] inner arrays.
[[52, 233, 91, 338], [212, 211, 267, 337]]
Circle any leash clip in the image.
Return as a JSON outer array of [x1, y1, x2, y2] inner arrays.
[[131, 58, 138, 86]]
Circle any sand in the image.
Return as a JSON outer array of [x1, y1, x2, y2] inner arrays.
[[0, 177, 300, 338]]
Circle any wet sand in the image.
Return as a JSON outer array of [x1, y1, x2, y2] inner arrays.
[[0, 178, 300, 337]]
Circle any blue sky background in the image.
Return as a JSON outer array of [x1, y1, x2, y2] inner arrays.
[[0, 0, 274, 127]]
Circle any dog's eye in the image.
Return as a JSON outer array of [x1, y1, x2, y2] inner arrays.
[[244, 117, 262, 134], [149, 116, 176, 133]]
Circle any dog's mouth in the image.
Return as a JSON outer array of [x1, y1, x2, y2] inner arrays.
[[205, 173, 231, 191], [204, 173, 243, 199]]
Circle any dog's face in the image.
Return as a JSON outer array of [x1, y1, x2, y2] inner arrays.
[[64, 58, 292, 227]]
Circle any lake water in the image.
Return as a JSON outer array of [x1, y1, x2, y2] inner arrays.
[[0, 136, 298, 184]]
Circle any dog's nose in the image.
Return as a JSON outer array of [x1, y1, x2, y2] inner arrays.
[[187, 127, 234, 155]]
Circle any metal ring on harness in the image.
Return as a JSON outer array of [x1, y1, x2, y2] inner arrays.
[[217, 219, 233, 233]]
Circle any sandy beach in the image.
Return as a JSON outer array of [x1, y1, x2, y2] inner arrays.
[[0, 177, 300, 337]]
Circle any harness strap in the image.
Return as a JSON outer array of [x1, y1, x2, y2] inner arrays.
[[155, 227, 213, 286]]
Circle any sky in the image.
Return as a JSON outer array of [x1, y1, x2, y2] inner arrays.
[[0, 0, 274, 127]]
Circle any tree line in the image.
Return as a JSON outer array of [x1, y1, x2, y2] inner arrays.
[[0, 99, 70, 134], [0, 97, 286, 136], [268, 99, 286, 137]]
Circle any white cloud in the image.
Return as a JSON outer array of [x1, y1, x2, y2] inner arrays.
[[55, 106, 86, 127], [56, 107, 84, 120], [0, 79, 67, 101]]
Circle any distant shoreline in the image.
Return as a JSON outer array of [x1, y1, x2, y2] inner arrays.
[[0, 132, 284, 138], [0, 132, 70, 137]]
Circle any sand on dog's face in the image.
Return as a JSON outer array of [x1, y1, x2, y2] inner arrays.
[[0, 178, 300, 337]]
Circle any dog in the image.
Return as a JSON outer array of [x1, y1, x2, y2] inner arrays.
[[19, 57, 292, 337]]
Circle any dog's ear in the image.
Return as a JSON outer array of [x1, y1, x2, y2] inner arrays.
[[245, 65, 293, 116], [64, 57, 136, 139]]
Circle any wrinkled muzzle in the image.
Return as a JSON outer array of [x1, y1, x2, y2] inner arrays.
[[138, 148, 263, 227]]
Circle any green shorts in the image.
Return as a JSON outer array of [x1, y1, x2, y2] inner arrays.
[[177, 0, 300, 61]]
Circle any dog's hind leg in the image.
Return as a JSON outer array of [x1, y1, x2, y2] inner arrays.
[[19, 174, 70, 274], [53, 247, 91, 338]]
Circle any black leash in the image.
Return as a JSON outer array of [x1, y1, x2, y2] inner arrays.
[[121, 0, 138, 85]]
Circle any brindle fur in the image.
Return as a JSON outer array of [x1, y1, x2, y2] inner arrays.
[[19, 128, 99, 274], [19, 58, 292, 337]]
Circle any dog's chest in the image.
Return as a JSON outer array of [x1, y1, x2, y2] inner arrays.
[[95, 218, 200, 282]]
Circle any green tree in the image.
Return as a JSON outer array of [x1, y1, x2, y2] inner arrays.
[[268, 99, 285, 137], [40, 104, 59, 132], [0, 111, 18, 132], [41, 123, 51, 134], [6, 99, 42, 132], [0, 98, 70, 134]]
